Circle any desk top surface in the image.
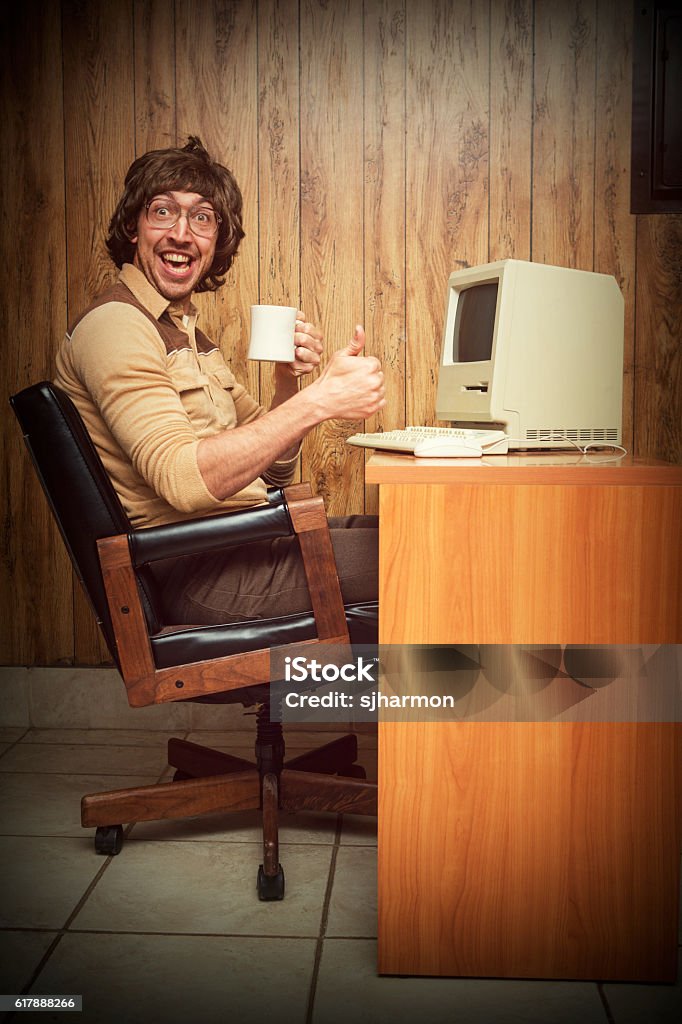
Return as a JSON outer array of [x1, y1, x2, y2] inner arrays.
[[365, 452, 682, 486]]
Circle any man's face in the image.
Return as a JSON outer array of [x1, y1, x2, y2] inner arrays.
[[131, 190, 218, 307]]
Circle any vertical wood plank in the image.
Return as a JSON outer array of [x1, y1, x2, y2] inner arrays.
[[489, 0, 533, 261], [300, 0, 365, 514], [363, 0, 406, 513], [406, 0, 490, 429], [63, 0, 136, 664], [63, 0, 135, 313], [532, 0, 596, 269], [634, 217, 682, 463], [257, 0, 301, 416], [594, 0, 636, 455], [134, 0, 177, 152], [175, 0, 259, 403], [0, 2, 72, 664]]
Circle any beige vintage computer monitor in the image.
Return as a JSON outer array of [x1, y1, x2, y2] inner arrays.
[[435, 259, 624, 449]]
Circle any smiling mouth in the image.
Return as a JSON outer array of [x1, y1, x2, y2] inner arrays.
[[159, 252, 195, 273]]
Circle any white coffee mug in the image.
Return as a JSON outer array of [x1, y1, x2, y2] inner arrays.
[[248, 304, 297, 362]]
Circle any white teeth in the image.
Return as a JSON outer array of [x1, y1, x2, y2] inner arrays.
[[162, 253, 191, 265]]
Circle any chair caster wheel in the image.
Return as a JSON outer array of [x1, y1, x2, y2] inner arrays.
[[94, 825, 123, 855], [257, 864, 285, 901], [342, 764, 367, 779]]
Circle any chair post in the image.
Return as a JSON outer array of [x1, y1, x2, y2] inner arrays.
[[284, 485, 350, 642]]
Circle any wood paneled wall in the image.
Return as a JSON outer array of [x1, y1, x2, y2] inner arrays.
[[2, 0, 681, 665]]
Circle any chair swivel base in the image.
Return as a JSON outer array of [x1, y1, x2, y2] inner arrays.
[[81, 730, 376, 899]]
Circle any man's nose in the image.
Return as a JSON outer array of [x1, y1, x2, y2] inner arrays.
[[168, 213, 192, 242]]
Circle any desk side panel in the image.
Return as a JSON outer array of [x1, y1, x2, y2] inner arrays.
[[378, 720, 680, 980], [377, 476, 681, 980]]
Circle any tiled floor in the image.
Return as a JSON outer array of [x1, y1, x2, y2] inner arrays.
[[0, 724, 680, 1024]]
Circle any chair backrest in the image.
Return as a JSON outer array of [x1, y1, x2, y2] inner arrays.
[[10, 381, 161, 665]]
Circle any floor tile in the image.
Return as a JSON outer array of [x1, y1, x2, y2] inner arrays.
[[32, 932, 316, 1024], [0, 772, 157, 836], [326, 847, 377, 938], [0, 727, 28, 742], [188, 702, 252, 731], [20, 728, 184, 747], [0, 743, 170, 776], [0, 837, 105, 929], [338, 813, 377, 846], [0, 930, 58, 992], [313, 939, 608, 1024], [72, 840, 332, 937], [0, 668, 30, 727], [602, 948, 682, 1023], [25, 667, 192, 730]]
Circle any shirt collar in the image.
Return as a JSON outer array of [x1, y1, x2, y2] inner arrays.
[[119, 263, 199, 322]]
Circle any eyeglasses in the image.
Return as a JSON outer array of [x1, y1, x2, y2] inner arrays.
[[144, 197, 222, 238]]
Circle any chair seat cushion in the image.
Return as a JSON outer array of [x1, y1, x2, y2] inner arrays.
[[150, 601, 378, 669]]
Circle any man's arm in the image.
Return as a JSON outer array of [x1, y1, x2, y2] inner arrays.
[[197, 325, 384, 501], [62, 302, 383, 513]]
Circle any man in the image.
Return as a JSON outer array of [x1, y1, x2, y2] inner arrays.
[[55, 136, 384, 625]]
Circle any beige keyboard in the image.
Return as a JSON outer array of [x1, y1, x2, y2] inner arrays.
[[346, 426, 509, 457]]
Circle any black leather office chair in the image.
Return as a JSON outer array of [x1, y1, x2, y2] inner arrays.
[[10, 381, 377, 899]]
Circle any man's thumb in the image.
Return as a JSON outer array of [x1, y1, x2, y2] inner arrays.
[[343, 325, 365, 356]]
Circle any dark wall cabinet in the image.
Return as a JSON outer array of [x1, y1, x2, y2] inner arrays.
[[631, 2, 682, 213]]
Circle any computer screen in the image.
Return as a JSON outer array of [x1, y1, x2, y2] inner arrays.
[[436, 260, 625, 449], [452, 282, 497, 362]]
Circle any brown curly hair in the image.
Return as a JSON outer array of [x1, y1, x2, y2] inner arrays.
[[105, 136, 245, 292]]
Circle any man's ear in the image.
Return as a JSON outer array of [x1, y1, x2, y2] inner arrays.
[[125, 218, 138, 246]]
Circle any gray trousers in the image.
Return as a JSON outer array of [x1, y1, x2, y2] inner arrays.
[[154, 515, 378, 626]]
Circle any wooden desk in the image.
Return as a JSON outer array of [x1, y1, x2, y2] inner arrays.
[[366, 453, 682, 981]]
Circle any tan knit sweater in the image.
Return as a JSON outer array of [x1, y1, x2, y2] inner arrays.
[[55, 264, 299, 528]]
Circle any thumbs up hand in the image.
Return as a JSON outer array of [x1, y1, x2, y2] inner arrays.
[[312, 325, 385, 421]]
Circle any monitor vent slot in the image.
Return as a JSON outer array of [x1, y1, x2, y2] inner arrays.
[[525, 427, 620, 444]]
